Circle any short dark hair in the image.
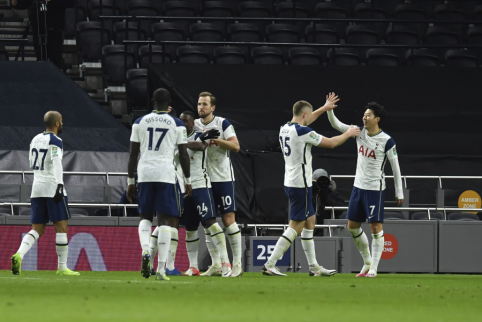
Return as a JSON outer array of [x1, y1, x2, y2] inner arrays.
[[181, 110, 197, 119], [199, 92, 217, 106], [366, 102, 386, 121], [293, 100, 312, 116], [152, 88, 171, 109]]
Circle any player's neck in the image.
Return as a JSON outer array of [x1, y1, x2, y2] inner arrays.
[[45, 128, 57, 135], [201, 114, 214, 125], [290, 117, 305, 125], [366, 126, 381, 136]]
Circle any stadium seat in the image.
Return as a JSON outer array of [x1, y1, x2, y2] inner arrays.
[[445, 49, 478, 67], [384, 212, 405, 220], [203, 1, 233, 37], [76, 21, 111, 61], [64, 7, 85, 39], [228, 23, 261, 56], [315, 2, 348, 38], [163, 1, 197, 38], [366, 48, 399, 66], [353, 2, 388, 38], [138, 45, 171, 67], [190, 23, 224, 59], [70, 208, 89, 216], [386, 25, 420, 45], [177, 46, 210, 64], [113, 22, 147, 56], [126, 0, 159, 37], [426, 26, 460, 45], [394, 3, 429, 36], [115, 0, 128, 13], [251, 46, 284, 65], [0, 45, 8, 61], [73, 0, 89, 15], [94, 208, 112, 216], [345, 25, 378, 61], [467, 27, 482, 64], [19, 207, 31, 216], [88, 0, 121, 32], [214, 46, 246, 64], [126, 68, 148, 112], [412, 212, 444, 220], [406, 49, 439, 67], [339, 211, 347, 219], [238, 1, 272, 38], [101, 45, 137, 85], [475, 5, 482, 20], [305, 24, 338, 61], [327, 48, 360, 66], [288, 47, 321, 66], [434, 4, 467, 21], [266, 23, 299, 60], [447, 213, 479, 221], [151, 22, 184, 60], [275, 1, 310, 37]]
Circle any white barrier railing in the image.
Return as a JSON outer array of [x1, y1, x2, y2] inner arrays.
[[330, 175, 482, 189]]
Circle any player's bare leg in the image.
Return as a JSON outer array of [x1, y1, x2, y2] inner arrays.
[[348, 220, 372, 277], [303, 216, 336, 277], [54, 220, 79, 276], [222, 211, 242, 277], [139, 213, 154, 278], [11, 224, 45, 275], [366, 222, 384, 277], [184, 226, 200, 276]]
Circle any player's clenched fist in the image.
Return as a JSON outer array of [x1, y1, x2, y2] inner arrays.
[[347, 125, 361, 137]]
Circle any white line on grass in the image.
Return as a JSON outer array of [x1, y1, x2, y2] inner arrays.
[[0, 276, 193, 284]]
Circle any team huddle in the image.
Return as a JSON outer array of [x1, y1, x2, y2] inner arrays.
[[11, 90, 402, 279]]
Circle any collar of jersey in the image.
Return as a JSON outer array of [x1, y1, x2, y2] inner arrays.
[[152, 110, 168, 114], [367, 128, 383, 137], [288, 122, 299, 126], [187, 130, 195, 138], [201, 115, 216, 125], [43, 131, 55, 135]]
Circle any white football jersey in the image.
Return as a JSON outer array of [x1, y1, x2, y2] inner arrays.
[[131, 111, 187, 184], [193, 116, 236, 183], [29, 132, 67, 198], [279, 122, 323, 188], [327, 110, 404, 198]]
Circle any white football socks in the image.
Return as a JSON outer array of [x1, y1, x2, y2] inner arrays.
[[208, 223, 230, 264], [157, 226, 171, 276], [149, 227, 159, 263], [266, 227, 297, 268], [301, 228, 318, 267], [166, 227, 179, 271], [138, 219, 152, 253], [17, 230, 39, 260], [349, 227, 372, 273], [370, 230, 384, 274], [226, 222, 242, 266], [56, 233, 68, 271], [185, 230, 199, 269], [204, 228, 221, 267]]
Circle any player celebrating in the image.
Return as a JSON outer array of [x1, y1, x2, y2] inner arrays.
[[262, 97, 360, 276], [11, 111, 79, 276], [127, 88, 192, 281], [194, 92, 242, 277], [177, 111, 233, 276], [326, 102, 403, 278]]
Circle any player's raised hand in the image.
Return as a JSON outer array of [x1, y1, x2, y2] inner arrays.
[[126, 184, 136, 203], [323, 92, 340, 111], [347, 125, 361, 137], [184, 184, 193, 198]]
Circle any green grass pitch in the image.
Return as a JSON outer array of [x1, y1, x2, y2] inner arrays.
[[0, 271, 481, 322]]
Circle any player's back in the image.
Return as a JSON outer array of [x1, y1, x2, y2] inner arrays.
[[132, 111, 187, 183], [29, 132, 65, 197], [279, 122, 322, 189]]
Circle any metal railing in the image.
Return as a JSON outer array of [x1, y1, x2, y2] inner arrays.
[[0, 38, 28, 61], [1, 202, 137, 217]]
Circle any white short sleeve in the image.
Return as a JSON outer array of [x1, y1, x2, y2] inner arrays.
[[130, 124, 140, 143]]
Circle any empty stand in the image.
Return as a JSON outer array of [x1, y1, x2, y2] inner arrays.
[[406, 49, 439, 67], [151, 22, 184, 59], [447, 213, 479, 221], [412, 212, 444, 220], [366, 48, 399, 66], [445, 49, 478, 67], [288, 46, 320, 66], [76, 21, 111, 61], [126, 68, 148, 112], [138, 45, 171, 67], [126, 0, 159, 37], [266, 23, 299, 59], [113, 22, 146, 56], [203, 1, 233, 37], [238, 1, 271, 38], [176, 46, 210, 64], [101, 45, 136, 85], [214, 46, 246, 64], [190, 23, 224, 59], [88, 0, 121, 32], [163, 1, 197, 37], [327, 47, 360, 66], [251, 46, 283, 65]]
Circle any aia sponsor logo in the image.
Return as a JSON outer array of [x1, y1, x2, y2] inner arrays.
[[359, 145, 376, 159]]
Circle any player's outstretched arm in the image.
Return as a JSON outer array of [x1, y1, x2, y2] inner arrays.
[[212, 136, 240, 153], [187, 141, 208, 152], [306, 92, 340, 126], [387, 146, 404, 206], [178, 144, 192, 197], [126, 141, 140, 203], [327, 109, 352, 133], [317, 126, 360, 149]]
